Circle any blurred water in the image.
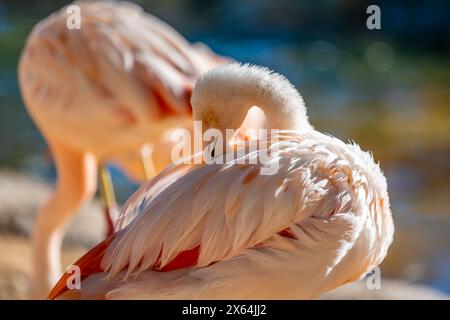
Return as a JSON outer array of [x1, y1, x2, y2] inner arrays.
[[0, 0, 449, 293]]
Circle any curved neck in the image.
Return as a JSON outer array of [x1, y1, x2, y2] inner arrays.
[[191, 64, 311, 133]]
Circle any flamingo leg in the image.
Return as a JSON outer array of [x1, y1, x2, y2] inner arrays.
[[98, 165, 118, 237], [140, 144, 155, 180], [31, 140, 97, 299]]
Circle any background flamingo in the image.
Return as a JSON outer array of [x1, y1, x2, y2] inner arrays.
[[49, 64, 394, 300], [18, 1, 237, 298]]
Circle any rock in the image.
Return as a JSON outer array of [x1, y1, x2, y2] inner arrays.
[[0, 234, 87, 299], [0, 269, 29, 300], [0, 170, 105, 247]]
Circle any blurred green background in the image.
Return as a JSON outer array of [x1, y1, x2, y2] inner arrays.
[[0, 0, 449, 293]]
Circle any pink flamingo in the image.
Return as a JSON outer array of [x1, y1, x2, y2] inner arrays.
[[18, 1, 253, 298], [49, 64, 394, 300]]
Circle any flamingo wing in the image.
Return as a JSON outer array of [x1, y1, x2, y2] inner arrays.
[[19, 1, 228, 132], [114, 162, 197, 231], [104, 131, 392, 276], [50, 132, 393, 299]]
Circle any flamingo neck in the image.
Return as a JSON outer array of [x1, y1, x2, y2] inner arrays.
[[190, 63, 312, 133]]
